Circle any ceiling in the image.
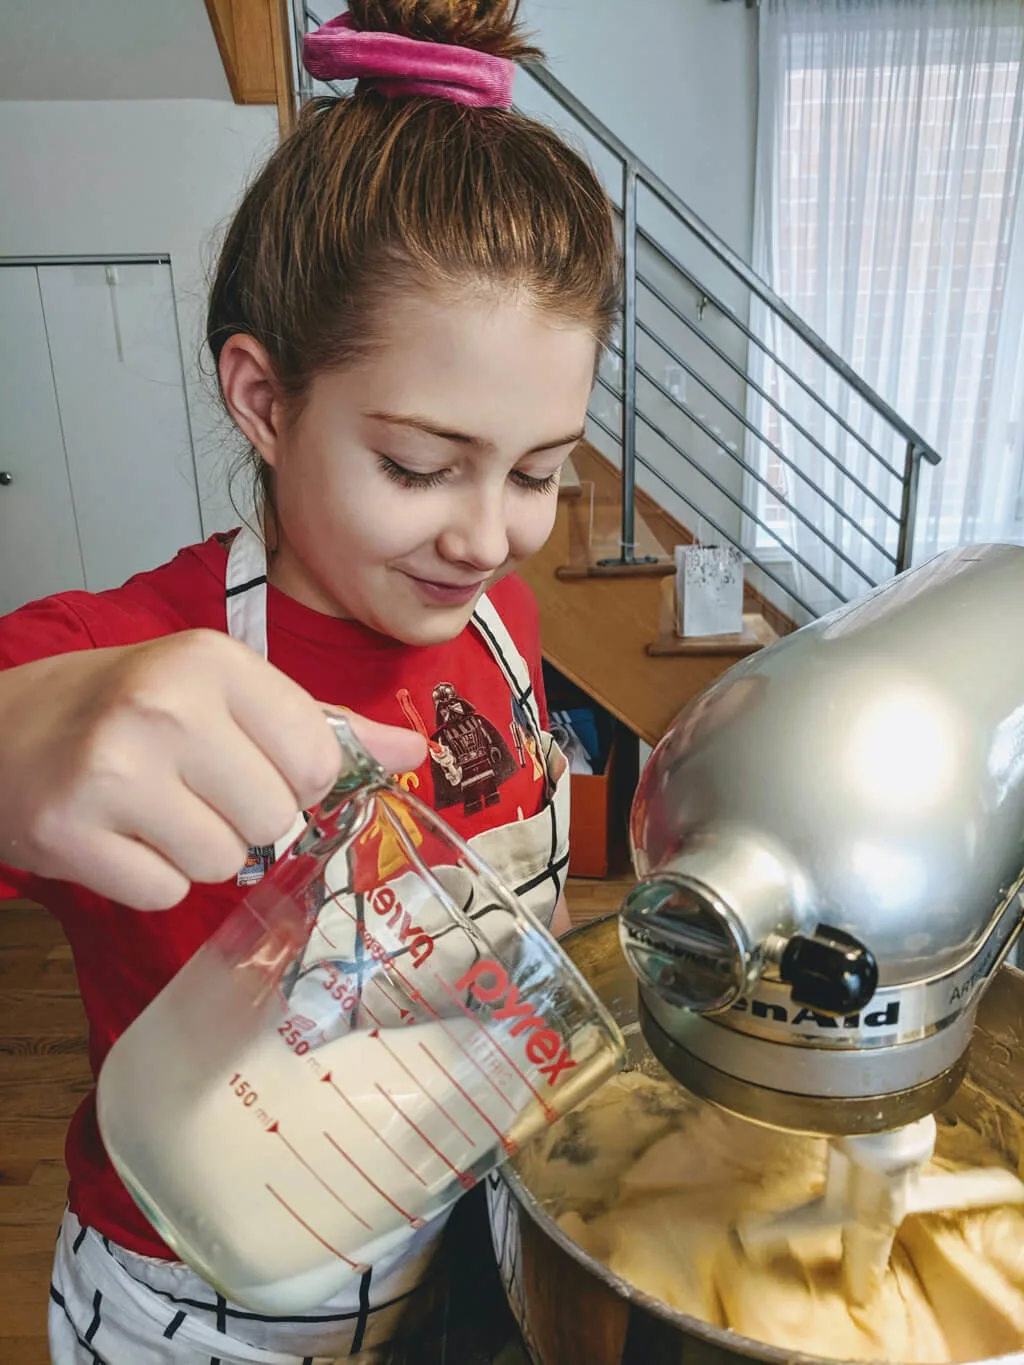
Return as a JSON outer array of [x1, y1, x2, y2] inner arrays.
[[0, 0, 231, 101]]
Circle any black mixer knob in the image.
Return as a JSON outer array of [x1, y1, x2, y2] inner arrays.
[[779, 925, 878, 1016]]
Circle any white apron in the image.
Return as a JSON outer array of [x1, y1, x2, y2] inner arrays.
[[49, 526, 569, 1364]]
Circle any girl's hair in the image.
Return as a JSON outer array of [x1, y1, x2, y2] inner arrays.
[[206, 0, 620, 509]]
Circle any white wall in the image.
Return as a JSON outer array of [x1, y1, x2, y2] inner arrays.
[[517, 1, 761, 556], [519, 0, 759, 260], [0, 0, 230, 101], [0, 98, 278, 536]]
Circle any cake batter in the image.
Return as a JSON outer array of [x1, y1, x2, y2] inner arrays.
[[519, 1071, 1024, 1362]]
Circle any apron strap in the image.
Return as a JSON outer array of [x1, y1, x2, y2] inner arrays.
[[471, 593, 553, 803], [471, 594, 541, 732], [224, 524, 270, 658]]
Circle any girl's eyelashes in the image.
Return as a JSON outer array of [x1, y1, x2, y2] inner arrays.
[[377, 455, 560, 495], [510, 469, 560, 494], [376, 455, 450, 489]]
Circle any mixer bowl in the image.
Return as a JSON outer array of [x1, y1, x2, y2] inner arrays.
[[488, 916, 1024, 1365]]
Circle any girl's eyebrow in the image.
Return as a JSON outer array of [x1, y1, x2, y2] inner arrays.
[[365, 409, 584, 454]]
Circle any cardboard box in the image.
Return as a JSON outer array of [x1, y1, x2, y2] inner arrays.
[[542, 663, 638, 881], [568, 737, 618, 879]]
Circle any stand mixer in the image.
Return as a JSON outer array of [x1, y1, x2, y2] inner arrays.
[[619, 543, 1024, 1304]]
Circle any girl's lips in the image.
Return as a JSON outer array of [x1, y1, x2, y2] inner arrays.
[[403, 573, 486, 606]]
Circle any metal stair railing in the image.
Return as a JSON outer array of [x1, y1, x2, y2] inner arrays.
[[287, 6, 942, 621]]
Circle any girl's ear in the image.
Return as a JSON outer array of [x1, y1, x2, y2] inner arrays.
[[219, 336, 288, 470]]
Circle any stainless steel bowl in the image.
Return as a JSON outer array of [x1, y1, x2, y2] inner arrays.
[[488, 916, 1024, 1365]]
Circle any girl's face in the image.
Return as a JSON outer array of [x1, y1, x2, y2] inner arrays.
[[262, 290, 597, 645]]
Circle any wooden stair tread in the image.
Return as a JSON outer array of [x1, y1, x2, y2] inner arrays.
[[556, 557, 673, 581], [522, 442, 792, 747], [569, 442, 797, 641], [648, 614, 777, 657], [558, 478, 672, 576], [648, 576, 778, 658]]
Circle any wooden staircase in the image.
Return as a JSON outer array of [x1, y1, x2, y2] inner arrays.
[[522, 442, 792, 748]]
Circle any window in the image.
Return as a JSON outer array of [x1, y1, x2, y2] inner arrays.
[[750, 0, 1024, 609]]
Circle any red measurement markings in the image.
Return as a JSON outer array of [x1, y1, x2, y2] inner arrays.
[[370, 978, 416, 1023], [374, 957, 429, 1012], [375, 1084, 475, 1191], [432, 972, 557, 1123], [314, 921, 338, 950], [433, 1016, 517, 1114], [320, 887, 359, 924], [267, 1123, 370, 1230], [370, 1029, 476, 1147], [264, 1184, 365, 1271], [419, 1041, 518, 1158], [359, 996, 414, 1034], [320, 1072, 426, 1187], [383, 960, 516, 1114], [228, 1074, 260, 1107], [357, 999, 385, 1030], [323, 1132, 425, 1228]]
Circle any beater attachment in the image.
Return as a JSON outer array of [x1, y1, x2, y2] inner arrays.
[[735, 1116, 1024, 1305]]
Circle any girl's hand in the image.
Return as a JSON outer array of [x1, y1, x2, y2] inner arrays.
[[0, 630, 426, 910]]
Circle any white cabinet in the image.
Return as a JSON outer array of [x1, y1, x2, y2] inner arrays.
[[0, 268, 87, 612], [0, 260, 201, 616]]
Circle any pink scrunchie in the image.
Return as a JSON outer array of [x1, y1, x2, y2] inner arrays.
[[303, 12, 516, 109]]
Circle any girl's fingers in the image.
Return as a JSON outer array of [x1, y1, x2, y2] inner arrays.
[[55, 829, 192, 912], [342, 712, 428, 775], [121, 789, 250, 889], [222, 649, 343, 808], [178, 726, 306, 850]]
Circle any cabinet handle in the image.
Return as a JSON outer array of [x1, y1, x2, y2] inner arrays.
[[0, 472, 12, 487]]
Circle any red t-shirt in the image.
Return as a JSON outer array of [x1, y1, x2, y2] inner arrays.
[[0, 533, 548, 1257]]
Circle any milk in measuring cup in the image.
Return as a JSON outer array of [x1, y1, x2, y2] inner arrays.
[[97, 724, 626, 1316], [101, 1005, 539, 1313]]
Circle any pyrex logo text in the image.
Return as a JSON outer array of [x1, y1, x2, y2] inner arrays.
[[455, 960, 577, 1087], [367, 885, 433, 967]]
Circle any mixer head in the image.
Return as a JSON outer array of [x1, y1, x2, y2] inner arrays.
[[620, 545, 1024, 1137]]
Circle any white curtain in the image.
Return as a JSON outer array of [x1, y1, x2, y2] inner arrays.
[[750, 0, 1024, 615]]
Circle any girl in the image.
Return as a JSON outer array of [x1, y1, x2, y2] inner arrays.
[[0, 2, 619, 1360]]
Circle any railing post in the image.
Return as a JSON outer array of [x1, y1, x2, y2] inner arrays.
[[896, 440, 922, 573], [621, 162, 639, 564], [599, 161, 655, 568], [292, 0, 315, 105]]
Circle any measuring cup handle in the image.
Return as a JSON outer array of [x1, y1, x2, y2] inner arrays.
[[323, 712, 387, 796]]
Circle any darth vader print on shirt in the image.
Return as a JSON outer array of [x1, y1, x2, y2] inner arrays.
[[427, 682, 520, 815]]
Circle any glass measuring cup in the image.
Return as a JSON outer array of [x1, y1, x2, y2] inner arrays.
[[96, 716, 626, 1314]]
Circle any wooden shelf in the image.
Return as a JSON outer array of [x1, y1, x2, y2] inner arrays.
[[557, 558, 674, 581], [205, 0, 294, 133], [647, 615, 776, 657], [646, 576, 777, 657]]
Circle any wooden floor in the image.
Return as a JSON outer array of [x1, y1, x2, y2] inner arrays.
[[0, 878, 631, 1364]]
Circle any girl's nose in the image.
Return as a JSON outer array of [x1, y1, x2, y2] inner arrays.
[[437, 487, 510, 571]]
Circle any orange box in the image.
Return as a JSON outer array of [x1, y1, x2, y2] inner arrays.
[[567, 737, 617, 878]]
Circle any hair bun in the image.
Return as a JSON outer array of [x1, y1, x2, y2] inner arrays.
[[345, 0, 540, 61]]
